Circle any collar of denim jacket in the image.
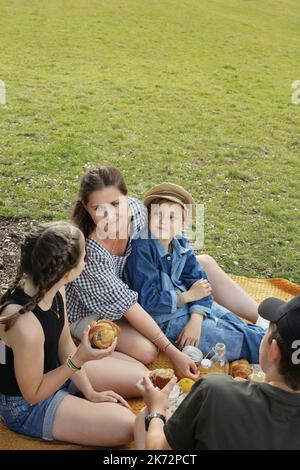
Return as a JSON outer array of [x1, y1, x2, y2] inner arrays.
[[149, 231, 191, 258], [171, 235, 191, 257]]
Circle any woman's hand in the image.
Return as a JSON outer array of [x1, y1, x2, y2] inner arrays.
[[72, 325, 117, 367], [136, 375, 177, 414], [86, 389, 132, 409], [176, 314, 203, 349], [170, 349, 199, 380]]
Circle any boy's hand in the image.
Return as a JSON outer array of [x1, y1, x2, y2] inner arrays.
[[185, 279, 212, 303], [136, 375, 178, 414], [176, 314, 203, 349]]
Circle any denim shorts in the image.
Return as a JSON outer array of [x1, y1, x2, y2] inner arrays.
[[0, 380, 77, 441]]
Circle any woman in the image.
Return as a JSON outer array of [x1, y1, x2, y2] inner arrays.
[[0, 222, 147, 446], [66, 166, 263, 377]]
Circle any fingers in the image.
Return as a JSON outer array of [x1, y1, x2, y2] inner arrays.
[[176, 331, 183, 345], [189, 361, 200, 378], [105, 338, 118, 353], [107, 391, 132, 409], [144, 375, 156, 391], [136, 375, 157, 397], [81, 325, 91, 344], [178, 335, 199, 349], [91, 338, 118, 358], [161, 376, 177, 394], [99, 394, 118, 403], [199, 279, 212, 293], [135, 378, 146, 395]]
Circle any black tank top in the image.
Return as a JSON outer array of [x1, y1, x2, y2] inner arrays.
[[0, 286, 65, 396]]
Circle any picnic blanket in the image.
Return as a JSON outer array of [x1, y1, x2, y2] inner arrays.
[[1, 276, 299, 450]]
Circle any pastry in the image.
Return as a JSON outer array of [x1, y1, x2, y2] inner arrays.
[[229, 359, 252, 379], [149, 368, 175, 389], [88, 319, 121, 349]]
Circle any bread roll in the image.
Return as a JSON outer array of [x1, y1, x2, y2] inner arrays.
[[88, 319, 121, 349]]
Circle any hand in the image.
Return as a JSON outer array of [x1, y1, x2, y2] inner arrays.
[[176, 314, 203, 349], [72, 325, 117, 367], [86, 389, 132, 410], [136, 375, 178, 414], [171, 349, 199, 380], [186, 279, 212, 303]]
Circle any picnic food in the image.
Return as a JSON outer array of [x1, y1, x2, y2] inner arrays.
[[182, 345, 203, 364], [229, 359, 252, 379], [88, 320, 121, 349], [178, 378, 195, 393], [249, 365, 265, 382], [149, 368, 175, 389]]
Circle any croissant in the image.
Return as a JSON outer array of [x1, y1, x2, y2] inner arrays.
[[149, 368, 175, 389], [229, 359, 252, 379], [88, 319, 121, 349]]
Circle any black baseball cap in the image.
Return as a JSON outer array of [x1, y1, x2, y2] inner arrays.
[[258, 295, 300, 350]]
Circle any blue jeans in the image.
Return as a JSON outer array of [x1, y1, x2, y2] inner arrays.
[[0, 380, 77, 440], [160, 302, 265, 363]]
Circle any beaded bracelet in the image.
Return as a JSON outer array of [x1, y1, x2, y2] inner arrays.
[[66, 356, 81, 373]]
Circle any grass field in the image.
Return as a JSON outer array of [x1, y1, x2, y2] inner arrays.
[[0, 0, 299, 281]]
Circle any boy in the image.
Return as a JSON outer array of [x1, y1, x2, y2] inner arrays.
[[124, 183, 264, 362]]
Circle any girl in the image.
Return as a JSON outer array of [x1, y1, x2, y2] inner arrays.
[[123, 183, 265, 363], [0, 222, 147, 446]]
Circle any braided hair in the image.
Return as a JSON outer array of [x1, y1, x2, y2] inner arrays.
[[0, 221, 85, 332]]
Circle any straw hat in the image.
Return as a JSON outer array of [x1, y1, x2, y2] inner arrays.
[[144, 183, 196, 217]]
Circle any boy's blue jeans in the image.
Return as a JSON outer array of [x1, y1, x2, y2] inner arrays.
[[159, 302, 265, 363]]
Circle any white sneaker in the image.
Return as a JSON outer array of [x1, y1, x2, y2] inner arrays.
[[256, 315, 270, 330]]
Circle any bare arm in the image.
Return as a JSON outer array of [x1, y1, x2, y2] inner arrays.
[[4, 292, 118, 405], [9, 313, 74, 404], [136, 376, 176, 450], [146, 419, 171, 450], [124, 303, 199, 380], [57, 286, 95, 398]]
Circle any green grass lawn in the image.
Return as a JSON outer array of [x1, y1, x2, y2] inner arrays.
[[0, 0, 299, 281]]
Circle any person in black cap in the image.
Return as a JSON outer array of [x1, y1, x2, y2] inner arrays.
[[134, 294, 300, 450]]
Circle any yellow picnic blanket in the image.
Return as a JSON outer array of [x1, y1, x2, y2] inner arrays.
[[1, 276, 299, 450]]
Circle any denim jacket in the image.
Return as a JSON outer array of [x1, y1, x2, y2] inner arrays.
[[124, 230, 265, 363], [123, 230, 213, 326]]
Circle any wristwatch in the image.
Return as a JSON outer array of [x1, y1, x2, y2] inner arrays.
[[144, 412, 166, 431]]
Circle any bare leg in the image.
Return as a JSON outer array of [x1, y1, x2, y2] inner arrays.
[[52, 395, 134, 446], [84, 355, 149, 398], [115, 318, 159, 364], [112, 350, 146, 364], [197, 254, 258, 323], [134, 406, 148, 450]]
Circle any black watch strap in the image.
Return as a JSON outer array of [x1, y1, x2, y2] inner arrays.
[[145, 412, 166, 431]]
